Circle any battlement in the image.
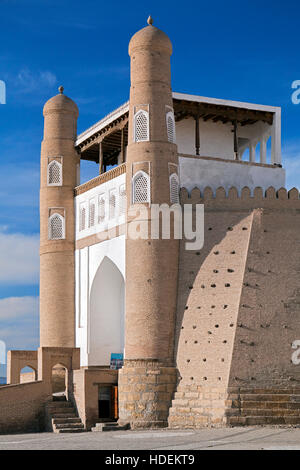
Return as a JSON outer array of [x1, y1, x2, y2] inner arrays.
[[180, 186, 300, 209]]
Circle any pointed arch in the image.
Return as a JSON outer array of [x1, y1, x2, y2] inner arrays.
[[47, 160, 62, 186], [132, 170, 150, 204], [89, 256, 125, 366], [49, 213, 65, 240], [169, 173, 179, 204], [134, 109, 149, 142], [166, 111, 176, 143]]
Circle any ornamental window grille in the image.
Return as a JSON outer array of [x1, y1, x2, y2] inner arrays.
[[166, 111, 176, 143], [170, 173, 179, 204], [134, 110, 149, 142], [119, 184, 126, 216], [98, 194, 106, 223], [109, 191, 116, 219], [48, 160, 62, 185], [79, 205, 86, 232], [132, 171, 150, 204], [49, 213, 64, 240], [89, 200, 95, 227]]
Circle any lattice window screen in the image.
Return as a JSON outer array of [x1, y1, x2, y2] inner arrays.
[[79, 206, 86, 231], [170, 173, 179, 204], [166, 111, 176, 143], [119, 184, 126, 216], [98, 194, 105, 223], [109, 191, 116, 219], [48, 160, 62, 185], [49, 214, 64, 240], [134, 110, 149, 142], [133, 171, 150, 203], [89, 200, 95, 227]]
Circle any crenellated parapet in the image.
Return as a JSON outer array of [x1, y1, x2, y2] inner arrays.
[[180, 185, 300, 209]]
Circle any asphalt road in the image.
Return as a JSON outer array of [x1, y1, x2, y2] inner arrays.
[[0, 426, 300, 450]]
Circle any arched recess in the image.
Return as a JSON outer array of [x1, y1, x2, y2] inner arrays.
[[52, 363, 67, 396], [20, 365, 37, 384], [89, 256, 125, 366]]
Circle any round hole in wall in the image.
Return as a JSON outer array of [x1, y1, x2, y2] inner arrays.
[[203, 358, 206, 362], [242, 227, 248, 230], [215, 324, 219, 328], [218, 377, 222, 381], [211, 284, 216, 288], [213, 269, 219, 273], [187, 359, 190, 363], [223, 305, 228, 309], [190, 377, 194, 381], [203, 377, 207, 381], [197, 306, 201, 309], [201, 285, 205, 289], [230, 323, 234, 327], [189, 286, 193, 290], [196, 252, 200, 256], [211, 305, 215, 309], [208, 331, 212, 334], [225, 283, 230, 287], [185, 306, 189, 310], [223, 340, 227, 343], [227, 227, 233, 231], [221, 358, 225, 362], [227, 269, 234, 273], [193, 325, 197, 329], [194, 340, 198, 344], [230, 251, 236, 254], [266, 251, 270, 254], [208, 227, 212, 231], [214, 251, 219, 255]]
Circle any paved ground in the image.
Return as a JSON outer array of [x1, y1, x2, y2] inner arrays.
[[0, 426, 300, 450]]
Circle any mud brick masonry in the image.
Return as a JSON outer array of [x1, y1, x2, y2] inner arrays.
[[0, 17, 299, 433]]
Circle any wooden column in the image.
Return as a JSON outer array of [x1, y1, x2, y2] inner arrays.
[[121, 128, 125, 163], [233, 120, 238, 160], [99, 141, 103, 174], [195, 115, 200, 155]]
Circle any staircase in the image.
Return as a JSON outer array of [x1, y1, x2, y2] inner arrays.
[[46, 396, 85, 433], [91, 422, 130, 432], [227, 388, 300, 426]]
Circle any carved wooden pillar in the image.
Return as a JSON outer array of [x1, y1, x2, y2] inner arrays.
[[99, 141, 103, 174], [121, 127, 125, 163], [195, 115, 200, 155]]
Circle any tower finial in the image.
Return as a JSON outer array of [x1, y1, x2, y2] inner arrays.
[[147, 15, 153, 25], [58, 85, 64, 94]]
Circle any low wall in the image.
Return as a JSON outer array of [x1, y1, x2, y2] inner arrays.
[[0, 380, 51, 434]]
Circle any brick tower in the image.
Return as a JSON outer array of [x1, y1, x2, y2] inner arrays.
[[40, 86, 79, 347], [118, 18, 179, 428]]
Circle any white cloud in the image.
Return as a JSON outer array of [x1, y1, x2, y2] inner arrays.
[[14, 68, 57, 94], [0, 230, 39, 284], [0, 296, 39, 353], [0, 296, 38, 321]]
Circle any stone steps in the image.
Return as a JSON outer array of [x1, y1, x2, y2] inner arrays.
[[91, 422, 130, 432], [46, 398, 85, 433], [228, 416, 300, 426]]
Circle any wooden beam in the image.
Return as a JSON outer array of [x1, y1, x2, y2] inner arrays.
[[121, 127, 125, 163]]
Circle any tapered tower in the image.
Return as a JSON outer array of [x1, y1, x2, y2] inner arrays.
[[40, 87, 79, 347], [118, 18, 180, 428]]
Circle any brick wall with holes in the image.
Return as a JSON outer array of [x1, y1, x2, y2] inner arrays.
[[169, 185, 300, 427]]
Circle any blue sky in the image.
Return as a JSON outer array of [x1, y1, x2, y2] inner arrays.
[[0, 0, 300, 366]]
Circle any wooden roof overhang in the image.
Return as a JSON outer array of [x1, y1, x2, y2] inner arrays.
[[173, 98, 274, 126], [76, 98, 274, 163], [77, 111, 129, 164]]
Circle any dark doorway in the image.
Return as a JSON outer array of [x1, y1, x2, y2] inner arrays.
[[98, 385, 118, 420]]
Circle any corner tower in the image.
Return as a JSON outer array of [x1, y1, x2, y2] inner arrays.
[[40, 87, 79, 347], [118, 18, 179, 428]]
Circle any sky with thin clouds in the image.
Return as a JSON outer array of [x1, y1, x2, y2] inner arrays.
[[0, 0, 300, 371]]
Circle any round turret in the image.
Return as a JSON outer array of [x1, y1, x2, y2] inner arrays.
[[43, 87, 79, 117], [129, 19, 172, 55]]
